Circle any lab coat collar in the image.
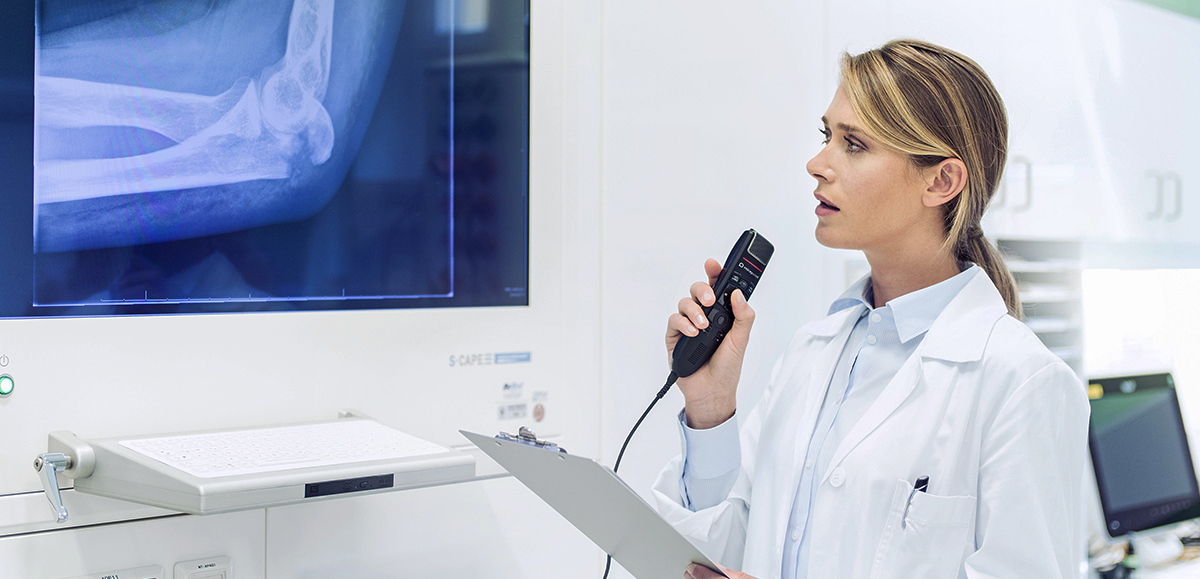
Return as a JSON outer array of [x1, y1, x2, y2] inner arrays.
[[888, 265, 979, 344], [918, 267, 1010, 363], [819, 268, 1009, 484]]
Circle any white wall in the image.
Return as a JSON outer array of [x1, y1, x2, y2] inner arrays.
[[597, 0, 843, 518]]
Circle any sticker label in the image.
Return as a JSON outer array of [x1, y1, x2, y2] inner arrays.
[[498, 403, 528, 420], [495, 352, 532, 364]]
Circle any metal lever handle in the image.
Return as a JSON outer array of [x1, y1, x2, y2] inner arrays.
[[1164, 173, 1182, 222], [33, 452, 71, 523], [1010, 157, 1033, 212], [1147, 170, 1164, 219]]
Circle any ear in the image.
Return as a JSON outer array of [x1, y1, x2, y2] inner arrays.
[[922, 158, 967, 208]]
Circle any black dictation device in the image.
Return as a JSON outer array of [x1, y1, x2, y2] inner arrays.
[[671, 228, 774, 378]]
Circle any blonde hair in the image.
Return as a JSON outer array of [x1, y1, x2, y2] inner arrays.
[[840, 39, 1022, 319]]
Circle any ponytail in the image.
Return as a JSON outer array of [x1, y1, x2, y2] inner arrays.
[[957, 232, 1023, 320]]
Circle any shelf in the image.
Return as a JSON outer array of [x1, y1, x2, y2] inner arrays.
[[1024, 317, 1080, 333], [1019, 288, 1081, 303], [1049, 346, 1082, 361], [1000, 238, 1085, 378], [1006, 259, 1082, 274]]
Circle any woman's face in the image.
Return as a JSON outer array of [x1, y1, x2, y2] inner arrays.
[[806, 85, 938, 255]]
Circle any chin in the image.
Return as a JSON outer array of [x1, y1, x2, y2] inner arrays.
[[814, 225, 854, 250]]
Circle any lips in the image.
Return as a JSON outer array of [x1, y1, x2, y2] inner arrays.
[[815, 193, 840, 212]]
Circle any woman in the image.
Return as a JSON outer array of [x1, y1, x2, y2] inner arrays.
[[655, 39, 1090, 579]]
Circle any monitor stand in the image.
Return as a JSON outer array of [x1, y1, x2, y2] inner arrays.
[[1129, 529, 1185, 567]]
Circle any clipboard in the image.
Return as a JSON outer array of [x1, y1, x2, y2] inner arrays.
[[460, 430, 727, 579]]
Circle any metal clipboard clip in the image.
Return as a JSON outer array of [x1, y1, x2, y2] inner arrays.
[[497, 426, 566, 454]]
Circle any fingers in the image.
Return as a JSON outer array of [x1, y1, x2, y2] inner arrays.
[[704, 258, 722, 286], [687, 563, 754, 579], [672, 281, 715, 336], [690, 281, 716, 307], [667, 312, 699, 340]]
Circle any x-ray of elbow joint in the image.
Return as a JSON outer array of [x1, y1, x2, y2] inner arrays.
[[34, 0, 407, 253]]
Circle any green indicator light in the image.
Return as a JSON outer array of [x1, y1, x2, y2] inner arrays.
[[0, 375, 12, 396]]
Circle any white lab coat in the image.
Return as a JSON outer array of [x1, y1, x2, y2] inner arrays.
[[652, 267, 1090, 579]]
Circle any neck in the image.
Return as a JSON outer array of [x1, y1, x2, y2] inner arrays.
[[863, 249, 961, 309]]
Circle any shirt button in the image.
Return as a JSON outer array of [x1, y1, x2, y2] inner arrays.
[[867, 335, 877, 345], [870, 313, 881, 323], [791, 530, 801, 541], [805, 459, 814, 469], [830, 467, 846, 487]]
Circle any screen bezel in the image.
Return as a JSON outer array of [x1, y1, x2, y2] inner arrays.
[[1088, 372, 1200, 537], [8, 0, 531, 318]]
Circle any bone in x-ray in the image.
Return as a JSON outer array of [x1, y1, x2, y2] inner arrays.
[[36, 0, 336, 205]]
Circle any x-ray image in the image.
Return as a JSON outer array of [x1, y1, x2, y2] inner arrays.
[[37, 0, 398, 252], [13, 0, 530, 315]]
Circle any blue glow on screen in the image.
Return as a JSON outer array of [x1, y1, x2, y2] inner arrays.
[[0, 0, 528, 317]]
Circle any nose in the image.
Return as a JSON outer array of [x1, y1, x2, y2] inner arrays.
[[806, 145, 831, 183]]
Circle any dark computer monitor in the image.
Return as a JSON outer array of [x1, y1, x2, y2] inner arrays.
[[1088, 372, 1200, 538]]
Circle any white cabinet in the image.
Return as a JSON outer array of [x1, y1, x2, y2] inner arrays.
[[824, 0, 1199, 251], [1088, 0, 1200, 243], [984, 0, 1105, 240]]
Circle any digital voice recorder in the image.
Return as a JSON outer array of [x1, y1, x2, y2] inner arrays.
[[671, 229, 774, 378]]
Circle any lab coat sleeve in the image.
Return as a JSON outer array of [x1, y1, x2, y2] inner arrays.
[[964, 360, 1090, 578], [650, 353, 787, 568]]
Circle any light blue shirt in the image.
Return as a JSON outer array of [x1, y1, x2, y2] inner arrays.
[[678, 265, 978, 578]]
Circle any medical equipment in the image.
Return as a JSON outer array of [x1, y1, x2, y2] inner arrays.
[[33, 414, 474, 519], [1088, 372, 1200, 564]]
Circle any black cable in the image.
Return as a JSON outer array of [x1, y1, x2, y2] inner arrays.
[[602, 371, 679, 579]]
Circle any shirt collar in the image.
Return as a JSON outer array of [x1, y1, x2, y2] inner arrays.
[[827, 264, 980, 343], [828, 274, 873, 316]]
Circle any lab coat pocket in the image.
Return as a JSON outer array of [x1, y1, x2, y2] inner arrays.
[[871, 479, 977, 579]]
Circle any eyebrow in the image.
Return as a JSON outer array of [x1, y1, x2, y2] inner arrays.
[[820, 115, 864, 134]]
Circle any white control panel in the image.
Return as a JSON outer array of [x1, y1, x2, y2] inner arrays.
[[173, 556, 232, 579], [64, 566, 165, 579]]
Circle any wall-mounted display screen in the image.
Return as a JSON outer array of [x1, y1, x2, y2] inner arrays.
[[0, 0, 528, 317]]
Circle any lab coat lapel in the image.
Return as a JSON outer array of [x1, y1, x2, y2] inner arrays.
[[787, 306, 863, 494], [819, 268, 1009, 482], [820, 350, 922, 484]]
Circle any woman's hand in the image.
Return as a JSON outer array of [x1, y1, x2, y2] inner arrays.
[[686, 563, 756, 579], [666, 258, 756, 430]]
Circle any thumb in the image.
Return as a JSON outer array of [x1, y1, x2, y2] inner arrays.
[[725, 289, 756, 349]]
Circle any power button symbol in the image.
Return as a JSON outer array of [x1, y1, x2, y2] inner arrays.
[[0, 355, 8, 367]]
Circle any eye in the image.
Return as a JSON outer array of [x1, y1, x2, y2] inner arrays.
[[819, 127, 831, 145], [844, 136, 865, 153]]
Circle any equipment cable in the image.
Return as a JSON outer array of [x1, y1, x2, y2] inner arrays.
[[601, 371, 678, 579]]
